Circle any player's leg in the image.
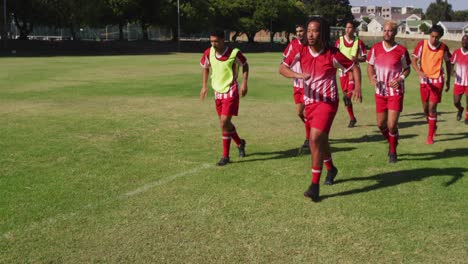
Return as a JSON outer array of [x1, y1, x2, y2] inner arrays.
[[387, 110, 400, 163], [323, 140, 338, 185], [305, 128, 327, 202], [465, 89, 468, 124], [345, 80, 357, 128], [453, 84, 464, 121], [375, 95, 389, 141], [297, 102, 310, 149], [218, 114, 233, 166], [427, 83, 442, 144]]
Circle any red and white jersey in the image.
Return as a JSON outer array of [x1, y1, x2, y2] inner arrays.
[[367, 42, 411, 96], [282, 38, 304, 89], [450, 48, 468, 86], [413, 40, 451, 84], [335, 36, 367, 77], [283, 45, 354, 105]]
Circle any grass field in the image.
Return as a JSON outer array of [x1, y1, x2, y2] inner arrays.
[[0, 52, 467, 263]]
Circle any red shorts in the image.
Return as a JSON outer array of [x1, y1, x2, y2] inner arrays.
[[375, 94, 404, 113], [453, 84, 468, 96], [304, 102, 338, 134], [215, 85, 239, 116], [293, 87, 304, 104], [420, 82, 443, 103], [339, 75, 355, 94]]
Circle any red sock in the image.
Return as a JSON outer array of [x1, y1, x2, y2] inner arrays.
[[230, 127, 241, 146], [428, 114, 437, 138], [465, 110, 468, 120], [305, 121, 311, 141], [311, 167, 322, 184], [380, 127, 389, 141], [222, 133, 231, 158], [388, 131, 398, 154], [346, 105, 356, 121], [324, 158, 334, 170]]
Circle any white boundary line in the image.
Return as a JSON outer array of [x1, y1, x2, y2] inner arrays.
[[2, 163, 213, 240]]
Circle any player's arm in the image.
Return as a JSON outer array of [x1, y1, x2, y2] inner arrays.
[[390, 67, 411, 89], [240, 63, 249, 97], [445, 56, 452, 92], [200, 67, 209, 100], [367, 63, 377, 87], [411, 55, 426, 79], [279, 64, 310, 80], [351, 64, 362, 102]]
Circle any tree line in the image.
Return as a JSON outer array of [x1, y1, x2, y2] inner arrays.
[[5, 0, 467, 42], [6, 0, 353, 42]]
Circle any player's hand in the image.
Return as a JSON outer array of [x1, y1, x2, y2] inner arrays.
[[352, 88, 362, 103], [390, 77, 401, 89], [417, 70, 427, 80], [370, 75, 377, 87], [200, 87, 208, 101], [240, 83, 248, 97], [301, 73, 311, 80]]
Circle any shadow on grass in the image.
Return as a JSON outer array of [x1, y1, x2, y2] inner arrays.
[[398, 120, 433, 129], [236, 146, 356, 163], [433, 132, 468, 143], [401, 111, 453, 119], [321, 167, 466, 200], [399, 147, 468, 161], [330, 133, 417, 144]]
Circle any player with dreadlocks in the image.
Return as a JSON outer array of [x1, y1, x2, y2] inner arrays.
[[279, 17, 362, 202]]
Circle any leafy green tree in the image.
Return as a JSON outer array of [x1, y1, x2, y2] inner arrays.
[[8, 0, 51, 40], [304, 0, 353, 26], [453, 10, 468, 22], [419, 23, 430, 34], [426, 0, 454, 24]]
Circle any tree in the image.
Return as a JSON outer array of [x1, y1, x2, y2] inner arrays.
[[425, 0, 454, 24], [8, 0, 51, 40], [453, 10, 468, 22], [419, 23, 430, 34], [304, 0, 353, 26]]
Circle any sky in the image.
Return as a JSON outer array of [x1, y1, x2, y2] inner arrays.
[[349, 0, 467, 11]]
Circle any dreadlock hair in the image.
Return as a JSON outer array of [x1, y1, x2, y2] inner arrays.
[[306, 16, 331, 50]]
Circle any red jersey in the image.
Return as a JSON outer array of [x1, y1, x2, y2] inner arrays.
[[283, 45, 354, 105], [200, 46, 247, 84], [412, 40, 451, 84], [282, 38, 304, 89], [367, 42, 411, 96], [450, 48, 468, 86], [335, 36, 367, 77]]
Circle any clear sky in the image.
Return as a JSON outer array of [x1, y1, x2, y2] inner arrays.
[[349, 0, 467, 11]]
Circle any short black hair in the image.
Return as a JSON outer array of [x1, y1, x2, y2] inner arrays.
[[210, 30, 225, 39], [295, 24, 305, 29], [344, 19, 358, 29], [429, 25, 444, 37], [306, 16, 331, 49]]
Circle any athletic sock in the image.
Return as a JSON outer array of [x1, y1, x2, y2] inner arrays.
[[324, 158, 334, 171], [346, 104, 356, 121], [311, 167, 322, 184], [222, 132, 231, 158], [388, 131, 398, 154], [230, 127, 242, 146], [466, 109, 468, 120], [379, 127, 389, 141], [428, 114, 437, 139]]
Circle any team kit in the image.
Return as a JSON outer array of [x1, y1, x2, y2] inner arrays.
[[200, 18, 468, 202]]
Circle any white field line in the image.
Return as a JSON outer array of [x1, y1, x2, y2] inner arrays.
[[2, 163, 213, 240], [122, 163, 212, 198]]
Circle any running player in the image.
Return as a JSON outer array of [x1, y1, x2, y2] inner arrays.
[[335, 19, 367, 128], [200, 30, 249, 166], [367, 20, 411, 163], [450, 35, 468, 124], [411, 25, 452, 144], [282, 24, 310, 150], [279, 17, 362, 202]]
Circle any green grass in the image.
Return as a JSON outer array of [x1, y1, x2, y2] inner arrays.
[[0, 53, 467, 263]]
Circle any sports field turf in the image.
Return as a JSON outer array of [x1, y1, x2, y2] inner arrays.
[[0, 52, 466, 263]]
